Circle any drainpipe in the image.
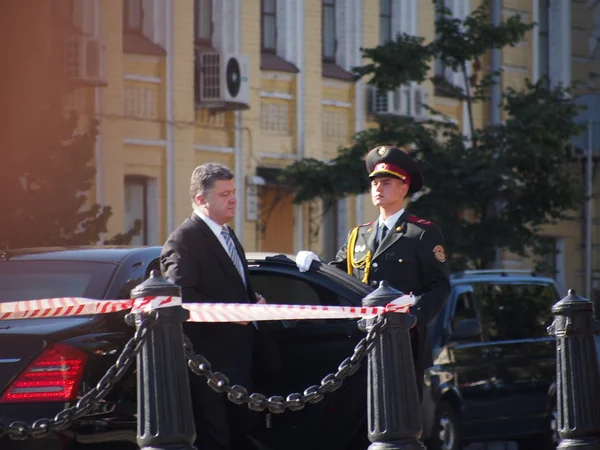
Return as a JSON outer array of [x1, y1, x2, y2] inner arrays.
[[490, 0, 501, 127], [94, 0, 104, 243], [234, 0, 244, 239], [165, 0, 175, 234], [491, 0, 501, 267], [294, 0, 305, 252], [354, 0, 364, 226], [585, 120, 593, 300], [234, 112, 244, 238]]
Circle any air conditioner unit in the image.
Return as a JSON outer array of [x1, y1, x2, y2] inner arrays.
[[197, 52, 250, 109], [368, 85, 411, 117], [64, 35, 106, 85], [412, 86, 430, 121]]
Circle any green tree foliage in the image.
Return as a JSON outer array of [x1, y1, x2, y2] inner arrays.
[[279, 0, 585, 270]]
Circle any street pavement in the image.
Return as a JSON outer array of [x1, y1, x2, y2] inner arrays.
[[464, 442, 518, 450]]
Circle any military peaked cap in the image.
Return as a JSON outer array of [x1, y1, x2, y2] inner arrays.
[[365, 145, 424, 194]]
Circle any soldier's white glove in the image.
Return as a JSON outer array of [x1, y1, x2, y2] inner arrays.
[[389, 294, 417, 308], [295, 251, 321, 272]]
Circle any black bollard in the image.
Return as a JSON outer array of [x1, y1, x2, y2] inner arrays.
[[360, 281, 425, 450], [548, 289, 600, 450], [129, 270, 197, 450]]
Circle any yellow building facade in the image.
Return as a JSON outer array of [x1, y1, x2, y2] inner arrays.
[[63, 0, 593, 298]]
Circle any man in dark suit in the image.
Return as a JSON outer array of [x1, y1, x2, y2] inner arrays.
[[161, 163, 264, 450], [296, 145, 450, 398]]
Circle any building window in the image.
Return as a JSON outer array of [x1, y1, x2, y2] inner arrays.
[[538, 0, 550, 82], [380, 0, 393, 44], [323, 109, 349, 140], [322, 0, 336, 61], [261, 0, 277, 53], [195, 0, 212, 43], [124, 176, 158, 246], [123, 0, 143, 32], [260, 102, 290, 135], [434, 0, 447, 81]]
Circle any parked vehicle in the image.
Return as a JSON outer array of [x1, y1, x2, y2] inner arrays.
[[422, 270, 562, 450], [0, 247, 372, 450], [0, 248, 582, 450]]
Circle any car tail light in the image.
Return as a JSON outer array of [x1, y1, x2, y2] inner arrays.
[[0, 343, 87, 403]]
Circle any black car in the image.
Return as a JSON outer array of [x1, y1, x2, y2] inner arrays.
[[0, 246, 374, 450], [422, 270, 563, 450], [0, 248, 581, 450]]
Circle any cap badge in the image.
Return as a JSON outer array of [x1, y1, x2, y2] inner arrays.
[[377, 146, 388, 156]]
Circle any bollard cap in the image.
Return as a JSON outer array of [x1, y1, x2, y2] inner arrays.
[[362, 280, 405, 307], [130, 269, 182, 300], [552, 288, 593, 315]]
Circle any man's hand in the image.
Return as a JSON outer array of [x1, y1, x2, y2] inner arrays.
[[234, 293, 267, 325], [296, 250, 321, 272]]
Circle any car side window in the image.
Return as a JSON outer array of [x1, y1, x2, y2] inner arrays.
[[474, 282, 558, 341], [249, 271, 340, 327], [451, 292, 478, 332]]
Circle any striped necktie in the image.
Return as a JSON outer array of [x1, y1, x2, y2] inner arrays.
[[221, 225, 246, 285]]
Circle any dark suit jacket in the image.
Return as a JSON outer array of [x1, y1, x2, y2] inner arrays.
[[331, 211, 450, 391], [161, 213, 257, 386]]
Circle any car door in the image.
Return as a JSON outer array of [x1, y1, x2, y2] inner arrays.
[[473, 281, 553, 436], [441, 285, 497, 439], [248, 265, 367, 450]]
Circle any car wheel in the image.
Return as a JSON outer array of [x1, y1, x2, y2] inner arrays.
[[426, 401, 462, 450]]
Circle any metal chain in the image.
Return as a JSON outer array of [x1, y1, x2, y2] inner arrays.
[[184, 315, 388, 414], [0, 312, 155, 440]]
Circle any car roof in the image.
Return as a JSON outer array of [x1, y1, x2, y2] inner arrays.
[[0, 246, 159, 264], [451, 269, 556, 286]]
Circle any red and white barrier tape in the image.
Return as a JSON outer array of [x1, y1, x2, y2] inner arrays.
[[0, 295, 413, 322]]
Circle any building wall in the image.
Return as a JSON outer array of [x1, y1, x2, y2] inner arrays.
[[68, 0, 592, 297]]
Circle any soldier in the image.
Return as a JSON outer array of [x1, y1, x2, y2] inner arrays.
[[296, 145, 450, 397]]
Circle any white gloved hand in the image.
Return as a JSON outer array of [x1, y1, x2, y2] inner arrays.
[[389, 294, 417, 308], [295, 251, 321, 272]]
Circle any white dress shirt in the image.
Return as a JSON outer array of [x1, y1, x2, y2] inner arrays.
[[377, 208, 405, 244], [194, 210, 231, 253]]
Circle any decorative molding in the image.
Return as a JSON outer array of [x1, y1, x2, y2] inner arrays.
[[502, 64, 530, 74], [261, 72, 294, 81], [260, 90, 294, 100], [434, 96, 459, 107], [321, 99, 352, 108], [259, 152, 298, 160], [123, 138, 167, 147], [194, 144, 234, 154], [322, 79, 352, 90], [502, 8, 529, 20], [124, 74, 162, 84], [124, 54, 162, 63]]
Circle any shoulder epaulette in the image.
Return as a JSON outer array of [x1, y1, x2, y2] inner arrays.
[[408, 215, 432, 226], [356, 221, 374, 228]]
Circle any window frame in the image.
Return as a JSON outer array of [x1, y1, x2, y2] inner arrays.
[[379, 0, 393, 44], [322, 0, 337, 62], [194, 0, 213, 44], [124, 175, 149, 245], [261, 0, 277, 54], [538, 0, 550, 83], [123, 0, 144, 33]]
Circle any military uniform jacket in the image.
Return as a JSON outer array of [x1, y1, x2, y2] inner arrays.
[[331, 211, 451, 392], [331, 211, 450, 326]]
